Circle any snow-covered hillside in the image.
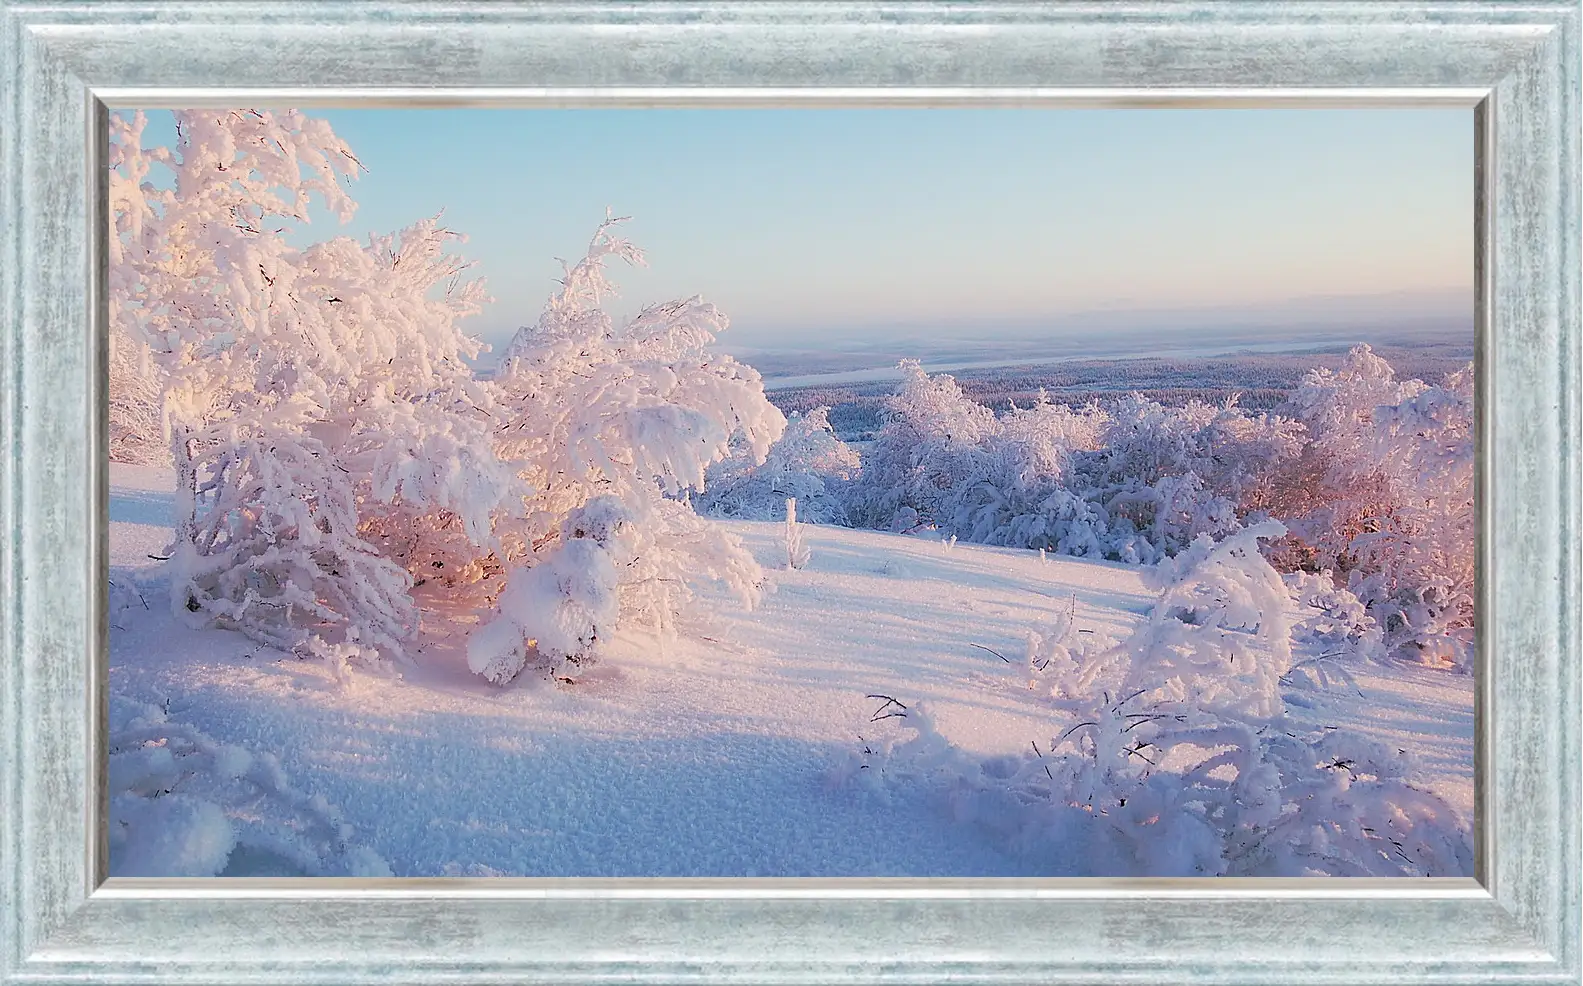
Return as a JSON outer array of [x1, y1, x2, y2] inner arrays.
[[108, 464, 1473, 877]]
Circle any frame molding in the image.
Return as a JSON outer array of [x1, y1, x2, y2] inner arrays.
[[2, 3, 1577, 983]]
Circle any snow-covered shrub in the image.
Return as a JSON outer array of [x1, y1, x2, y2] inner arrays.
[[845, 522, 1471, 877], [1281, 570, 1383, 691], [942, 395, 1111, 553], [1023, 594, 1116, 691], [466, 534, 619, 684], [1357, 367, 1475, 668], [1086, 471, 1241, 565], [109, 697, 390, 877], [1045, 526, 1381, 871], [1042, 694, 1468, 877], [843, 351, 1470, 661], [1116, 519, 1295, 720], [1067, 395, 1304, 564], [847, 365, 1305, 566], [111, 110, 522, 668], [1224, 727, 1473, 877], [1000, 394, 1109, 467], [938, 402, 1112, 558], [851, 697, 1470, 877], [696, 407, 860, 524], [1019, 522, 1297, 717], [1025, 524, 1298, 875], [847, 369, 1110, 554], [160, 212, 514, 667], [1286, 346, 1474, 666], [171, 434, 416, 668], [845, 360, 997, 531], [835, 699, 1255, 876], [1281, 347, 1419, 572], [470, 217, 785, 681]]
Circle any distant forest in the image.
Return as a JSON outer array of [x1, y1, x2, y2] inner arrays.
[[766, 342, 1474, 441]]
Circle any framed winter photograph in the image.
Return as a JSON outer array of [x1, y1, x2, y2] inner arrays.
[[97, 102, 1483, 880], [1, 2, 1578, 985]]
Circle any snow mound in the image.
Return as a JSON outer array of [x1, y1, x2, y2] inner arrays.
[[109, 696, 391, 878]]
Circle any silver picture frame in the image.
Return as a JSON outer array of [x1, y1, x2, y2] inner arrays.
[[1, 2, 1577, 982]]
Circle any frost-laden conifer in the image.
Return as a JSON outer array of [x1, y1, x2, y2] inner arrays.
[[468, 217, 787, 683]]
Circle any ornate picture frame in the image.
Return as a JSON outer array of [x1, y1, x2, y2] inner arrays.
[[1, 2, 1577, 982]]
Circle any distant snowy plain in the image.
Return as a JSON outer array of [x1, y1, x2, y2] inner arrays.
[[108, 464, 1473, 877]]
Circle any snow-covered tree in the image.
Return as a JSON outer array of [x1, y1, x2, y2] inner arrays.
[[1286, 346, 1474, 665], [110, 110, 518, 667], [845, 360, 996, 532], [847, 363, 1304, 565], [1067, 395, 1304, 564], [937, 396, 1110, 556], [468, 217, 787, 681], [696, 407, 860, 524], [108, 325, 167, 464]]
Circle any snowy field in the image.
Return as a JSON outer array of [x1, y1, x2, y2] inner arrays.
[[109, 463, 1473, 877]]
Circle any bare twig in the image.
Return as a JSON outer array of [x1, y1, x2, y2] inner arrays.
[[1058, 721, 1098, 742], [866, 694, 908, 722], [1123, 746, 1158, 766], [969, 642, 1013, 664], [1123, 715, 1169, 733]]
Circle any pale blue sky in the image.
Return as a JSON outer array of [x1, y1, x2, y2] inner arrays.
[[133, 108, 1473, 349]]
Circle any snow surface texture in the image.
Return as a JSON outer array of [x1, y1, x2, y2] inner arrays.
[[110, 695, 392, 877], [111, 464, 1472, 877]]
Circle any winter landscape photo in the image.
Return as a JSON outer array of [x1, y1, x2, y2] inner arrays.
[[106, 107, 1476, 879]]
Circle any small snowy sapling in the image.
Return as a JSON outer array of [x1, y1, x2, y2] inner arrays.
[[784, 498, 812, 570]]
